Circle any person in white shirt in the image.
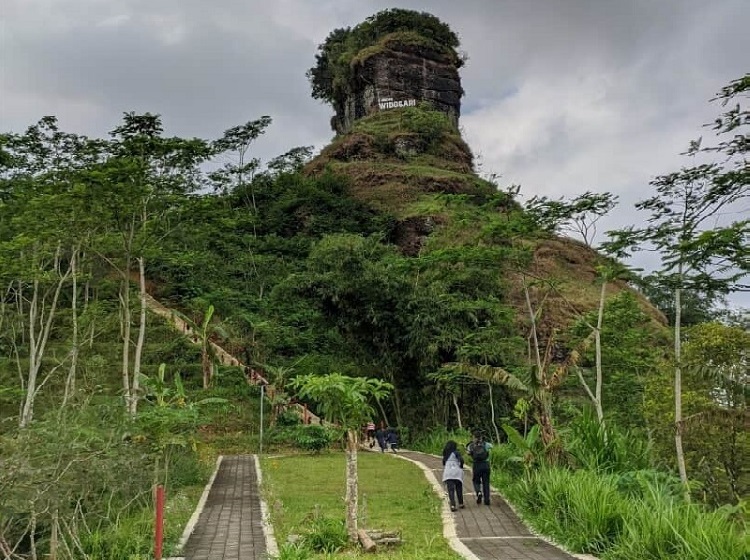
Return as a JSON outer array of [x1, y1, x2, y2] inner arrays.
[[442, 440, 465, 511]]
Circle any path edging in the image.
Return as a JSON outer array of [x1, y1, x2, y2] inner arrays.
[[389, 450, 481, 560], [401, 449, 599, 560], [254, 454, 280, 557]]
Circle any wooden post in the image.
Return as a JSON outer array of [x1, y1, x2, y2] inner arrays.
[[154, 485, 165, 560]]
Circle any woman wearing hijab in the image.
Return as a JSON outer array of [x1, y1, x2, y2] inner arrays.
[[442, 440, 465, 511]]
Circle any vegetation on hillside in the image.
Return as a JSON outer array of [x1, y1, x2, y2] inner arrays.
[[307, 8, 463, 109], [0, 31, 746, 557]]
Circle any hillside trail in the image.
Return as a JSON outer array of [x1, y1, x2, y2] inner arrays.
[[142, 288, 594, 559], [141, 289, 320, 423], [170, 450, 597, 560]]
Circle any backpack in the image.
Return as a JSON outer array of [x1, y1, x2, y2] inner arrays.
[[470, 443, 489, 462]]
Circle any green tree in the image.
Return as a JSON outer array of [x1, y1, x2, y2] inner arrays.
[[525, 191, 618, 247], [99, 112, 210, 415], [210, 116, 272, 210], [307, 8, 462, 108], [603, 76, 749, 498], [0, 117, 104, 427], [681, 322, 748, 503], [290, 373, 392, 541]]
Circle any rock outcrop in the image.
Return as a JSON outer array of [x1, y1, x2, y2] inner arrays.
[[331, 36, 463, 133]]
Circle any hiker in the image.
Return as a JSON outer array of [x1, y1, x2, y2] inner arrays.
[[467, 432, 492, 505], [386, 426, 399, 453], [375, 423, 388, 452], [442, 440, 465, 511]]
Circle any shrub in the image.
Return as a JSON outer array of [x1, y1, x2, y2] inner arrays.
[[291, 425, 337, 453], [401, 104, 453, 145], [409, 427, 471, 456], [276, 408, 304, 427], [273, 542, 313, 560], [564, 408, 650, 473], [301, 512, 349, 553]]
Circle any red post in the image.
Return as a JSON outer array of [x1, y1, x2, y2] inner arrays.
[[154, 485, 165, 560]]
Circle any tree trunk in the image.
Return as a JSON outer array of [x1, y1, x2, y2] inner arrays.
[[201, 345, 211, 389], [120, 263, 132, 414], [488, 381, 501, 444], [376, 399, 390, 428], [523, 278, 557, 447], [594, 280, 606, 428], [673, 284, 690, 501], [129, 256, 147, 417], [20, 246, 70, 428], [452, 394, 463, 430], [344, 429, 359, 541], [63, 247, 79, 408]]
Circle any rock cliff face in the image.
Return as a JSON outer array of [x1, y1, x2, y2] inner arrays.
[[331, 40, 463, 133]]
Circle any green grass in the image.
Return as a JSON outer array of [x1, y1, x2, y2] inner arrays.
[[261, 452, 461, 559]]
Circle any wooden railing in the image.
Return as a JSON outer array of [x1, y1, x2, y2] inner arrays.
[[142, 292, 321, 425]]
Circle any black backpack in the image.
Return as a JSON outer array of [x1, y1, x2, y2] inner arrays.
[[470, 442, 489, 462]]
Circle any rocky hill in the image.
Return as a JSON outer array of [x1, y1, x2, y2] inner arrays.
[[306, 12, 664, 337]]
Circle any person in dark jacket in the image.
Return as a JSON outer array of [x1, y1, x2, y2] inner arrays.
[[442, 440, 465, 511], [386, 426, 399, 453], [467, 432, 492, 505], [375, 423, 388, 453]]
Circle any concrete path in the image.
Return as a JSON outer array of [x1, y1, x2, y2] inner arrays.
[[175, 451, 594, 560], [394, 450, 596, 560], [178, 455, 276, 560]]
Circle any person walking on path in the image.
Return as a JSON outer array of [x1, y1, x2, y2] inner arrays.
[[467, 432, 492, 505], [441, 440, 465, 512], [386, 426, 399, 453], [366, 420, 376, 446], [375, 423, 388, 452]]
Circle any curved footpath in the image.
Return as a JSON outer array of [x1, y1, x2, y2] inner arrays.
[[170, 451, 596, 560]]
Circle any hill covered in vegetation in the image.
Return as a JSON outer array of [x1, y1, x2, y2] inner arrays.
[[1, 8, 747, 560]]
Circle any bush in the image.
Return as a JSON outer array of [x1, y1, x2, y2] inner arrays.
[[564, 408, 651, 473], [291, 425, 337, 453], [274, 542, 313, 560], [301, 512, 349, 553], [401, 104, 453, 145]]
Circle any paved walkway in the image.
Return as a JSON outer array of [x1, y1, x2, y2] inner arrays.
[[179, 456, 274, 560], [175, 451, 593, 560], [395, 450, 594, 560]]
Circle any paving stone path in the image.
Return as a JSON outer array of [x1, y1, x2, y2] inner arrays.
[[396, 450, 592, 560], [176, 450, 593, 560], [180, 456, 272, 560]]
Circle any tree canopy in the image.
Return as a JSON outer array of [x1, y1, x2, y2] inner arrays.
[[307, 8, 463, 106]]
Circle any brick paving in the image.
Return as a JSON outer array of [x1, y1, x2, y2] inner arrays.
[[397, 450, 584, 560], [177, 451, 589, 560], [181, 456, 269, 560]]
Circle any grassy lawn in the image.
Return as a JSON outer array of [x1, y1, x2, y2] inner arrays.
[[261, 451, 462, 559]]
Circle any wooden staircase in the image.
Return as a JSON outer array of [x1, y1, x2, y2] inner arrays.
[[142, 292, 321, 425]]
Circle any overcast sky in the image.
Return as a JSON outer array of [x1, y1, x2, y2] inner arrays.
[[1, 0, 748, 306]]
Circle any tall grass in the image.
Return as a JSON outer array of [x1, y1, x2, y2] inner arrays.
[[512, 468, 628, 554], [503, 464, 748, 560], [603, 486, 749, 560], [563, 408, 651, 473]]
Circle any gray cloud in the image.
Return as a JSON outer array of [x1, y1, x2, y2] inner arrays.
[[2, 0, 748, 305]]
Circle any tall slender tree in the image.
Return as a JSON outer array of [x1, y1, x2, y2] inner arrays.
[[603, 75, 749, 498]]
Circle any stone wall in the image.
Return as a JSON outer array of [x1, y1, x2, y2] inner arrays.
[[332, 42, 463, 133]]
